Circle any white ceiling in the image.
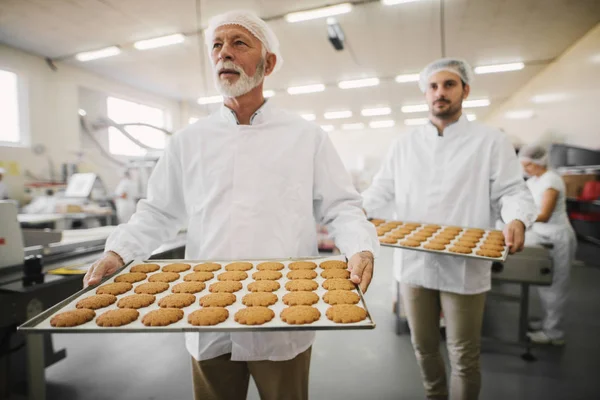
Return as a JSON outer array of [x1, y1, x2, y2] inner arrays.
[[1, 0, 599, 127]]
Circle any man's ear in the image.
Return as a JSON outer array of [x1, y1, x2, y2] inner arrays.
[[462, 83, 471, 100], [265, 53, 276, 76]]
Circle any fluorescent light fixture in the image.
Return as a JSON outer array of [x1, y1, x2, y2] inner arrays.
[[338, 77, 380, 89], [197, 95, 223, 105], [133, 34, 185, 50], [382, 0, 422, 5], [342, 123, 365, 130], [324, 110, 352, 120], [404, 118, 429, 126], [301, 114, 316, 121], [263, 90, 275, 98], [466, 114, 476, 121], [78, 109, 87, 116], [401, 104, 429, 113], [285, 3, 352, 23], [395, 73, 420, 83], [463, 99, 490, 108], [287, 84, 325, 95], [369, 120, 395, 128], [505, 110, 535, 120], [75, 46, 120, 61], [361, 107, 391, 117], [474, 62, 524, 74], [530, 93, 567, 104], [321, 125, 335, 132], [189, 117, 199, 124]]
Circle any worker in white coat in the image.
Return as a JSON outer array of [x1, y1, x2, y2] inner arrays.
[[22, 189, 57, 214], [83, 10, 378, 400], [0, 168, 9, 200], [362, 58, 537, 400], [114, 170, 137, 224], [520, 144, 577, 346]]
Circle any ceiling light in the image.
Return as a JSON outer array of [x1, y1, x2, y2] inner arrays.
[[474, 62, 524, 74], [530, 93, 568, 103], [463, 99, 490, 108], [324, 110, 352, 120], [505, 110, 535, 120], [285, 3, 352, 23], [401, 104, 429, 113], [301, 114, 316, 121], [395, 73, 420, 83], [404, 118, 429, 126], [78, 109, 87, 116], [361, 107, 391, 117], [338, 77, 380, 89], [382, 0, 422, 5], [75, 46, 120, 61], [134, 34, 185, 50], [287, 84, 326, 95], [370, 120, 395, 128], [466, 114, 476, 121], [342, 123, 365, 130], [197, 95, 223, 105], [263, 90, 275, 98], [189, 117, 199, 124], [321, 125, 335, 132]]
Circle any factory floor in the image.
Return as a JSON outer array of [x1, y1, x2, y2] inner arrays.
[[9, 241, 600, 400]]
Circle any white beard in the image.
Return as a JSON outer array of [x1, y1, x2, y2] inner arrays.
[[214, 59, 265, 98]]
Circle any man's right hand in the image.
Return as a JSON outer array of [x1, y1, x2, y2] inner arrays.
[[83, 251, 125, 287]]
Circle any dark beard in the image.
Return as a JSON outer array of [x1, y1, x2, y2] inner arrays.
[[432, 101, 462, 119]]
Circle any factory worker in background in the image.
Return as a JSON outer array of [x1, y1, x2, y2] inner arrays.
[[114, 170, 137, 224]]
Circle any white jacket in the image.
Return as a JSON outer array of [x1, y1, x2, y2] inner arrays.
[[362, 115, 536, 294], [105, 101, 379, 361]]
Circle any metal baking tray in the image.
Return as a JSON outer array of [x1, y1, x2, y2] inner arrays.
[[374, 220, 510, 262], [19, 255, 375, 333]]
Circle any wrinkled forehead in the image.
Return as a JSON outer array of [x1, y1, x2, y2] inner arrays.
[[213, 24, 260, 45], [428, 70, 463, 85]]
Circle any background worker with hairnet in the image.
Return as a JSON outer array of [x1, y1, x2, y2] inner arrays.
[[362, 58, 537, 400], [520, 144, 577, 346]]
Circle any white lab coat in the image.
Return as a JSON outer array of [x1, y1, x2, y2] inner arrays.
[[105, 101, 379, 361], [362, 115, 537, 294], [0, 181, 9, 200], [115, 177, 137, 224], [524, 170, 576, 339], [22, 195, 57, 214]]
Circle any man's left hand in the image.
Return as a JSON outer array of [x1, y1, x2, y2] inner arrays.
[[348, 251, 374, 293], [503, 220, 526, 254]]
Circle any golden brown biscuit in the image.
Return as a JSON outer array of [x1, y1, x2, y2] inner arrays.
[[149, 272, 180, 283], [385, 221, 403, 227], [199, 293, 236, 307], [115, 272, 147, 283], [285, 280, 318, 292], [117, 294, 156, 309], [321, 269, 351, 279], [234, 307, 275, 325], [326, 304, 367, 323], [415, 230, 435, 238], [242, 292, 278, 307], [323, 290, 360, 305], [388, 231, 407, 239], [96, 309, 139, 327], [320, 260, 348, 270], [449, 246, 472, 254], [188, 308, 229, 326], [443, 226, 463, 232], [172, 281, 206, 294], [184, 271, 214, 282], [287, 270, 317, 280], [376, 228, 389, 236], [380, 237, 398, 244], [487, 230, 504, 237], [406, 235, 429, 243], [476, 249, 503, 258], [162, 263, 191, 273], [253, 270, 283, 280], [423, 243, 446, 251], [217, 271, 248, 281], [396, 227, 416, 234], [50, 309, 95, 327], [480, 244, 505, 252], [466, 228, 485, 234], [322, 279, 355, 290], [429, 237, 452, 245], [288, 261, 317, 270], [437, 232, 459, 239], [193, 263, 222, 272], [454, 241, 477, 249], [283, 291, 320, 306], [209, 281, 243, 293], [134, 282, 169, 295], [456, 236, 479, 244], [247, 280, 280, 292], [225, 262, 253, 271], [423, 224, 441, 230], [399, 240, 421, 248], [96, 282, 132, 296], [485, 237, 506, 245], [403, 223, 422, 229], [142, 309, 184, 326], [158, 293, 196, 308], [281, 306, 321, 325], [76, 294, 117, 310], [462, 231, 484, 239], [131, 263, 160, 273], [256, 262, 284, 271]]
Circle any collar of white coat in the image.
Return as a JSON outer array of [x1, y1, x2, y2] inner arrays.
[[423, 113, 470, 137], [219, 99, 272, 126]]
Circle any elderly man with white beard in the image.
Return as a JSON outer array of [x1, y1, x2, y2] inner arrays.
[[82, 10, 378, 400]]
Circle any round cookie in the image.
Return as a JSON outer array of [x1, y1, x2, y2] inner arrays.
[[253, 270, 283, 280], [256, 262, 284, 271], [115, 272, 147, 284], [476, 249, 503, 258], [321, 269, 351, 279], [184, 271, 214, 282], [225, 262, 253, 271], [485, 237, 506, 245], [288, 261, 317, 270], [96, 309, 139, 327], [281, 306, 321, 325], [443, 226, 463, 232], [209, 281, 243, 293], [320, 260, 347, 270], [403, 223, 421, 229], [380, 237, 398, 244], [142, 309, 184, 326], [149, 272, 179, 283], [488, 231, 504, 237], [200, 293, 236, 307], [376, 228, 388, 236], [286, 270, 317, 280], [322, 279, 355, 291], [283, 291, 320, 306], [457, 236, 479, 244], [429, 237, 452, 245], [76, 294, 117, 310], [423, 224, 441, 230], [217, 271, 248, 281], [117, 294, 156, 309], [437, 232, 459, 239], [406, 235, 428, 243], [462, 232, 484, 239], [234, 307, 275, 325], [423, 243, 446, 251], [193, 263, 222, 272], [480, 244, 505, 252], [248, 280, 280, 292], [285, 280, 318, 292], [466, 228, 485, 234], [242, 292, 278, 307], [386, 221, 403, 227], [388, 231, 407, 239], [96, 282, 132, 296], [399, 240, 421, 248], [131, 263, 160, 273], [414, 230, 434, 238], [158, 293, 196, 308], [449, 246, 472, 254], [454, 241, 477, 249], [323, 290, 360, 305], [326, 304, 367, 323], [162, 263, 191, 273], [188, 308, 229, 326], [135, 282, 169, 295], [172, 281, 206, 294], [396, 227, 415, 234], [50, 309, 95, 327]]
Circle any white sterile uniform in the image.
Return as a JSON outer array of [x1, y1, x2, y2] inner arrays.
[[115, 177, 137, 224], [105, 101, 379, 361], [525, 170, 576, 339], [362, 115, 536, 295]]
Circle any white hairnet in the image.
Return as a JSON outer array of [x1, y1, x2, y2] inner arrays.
[[204, 10, 283, 73], [419, 58, 474, 93], [519, 144, 548, 166]]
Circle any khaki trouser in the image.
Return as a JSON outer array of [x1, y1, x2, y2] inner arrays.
[[191, 347, 312, 400], [401, 284, 486, 400]]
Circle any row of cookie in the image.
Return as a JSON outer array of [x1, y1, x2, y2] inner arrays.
[[130, 260, 349, 275], [379, 236, 505, 258], [381, 227, 505, 247]]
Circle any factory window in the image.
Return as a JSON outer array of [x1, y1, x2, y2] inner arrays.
[[106, 96, 167, 156], [0, 69, 21, 145]]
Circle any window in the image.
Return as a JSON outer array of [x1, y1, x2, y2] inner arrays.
[[0, 69, 20, 144], [106, 96, 167, 156]]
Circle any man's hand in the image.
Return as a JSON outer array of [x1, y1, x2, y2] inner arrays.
[[503, 220, 526, 254], [348, 251, 374, 293], [83, 251, 125, 287]]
